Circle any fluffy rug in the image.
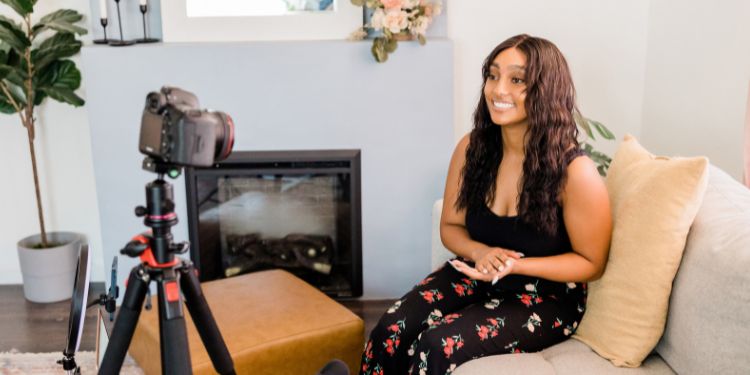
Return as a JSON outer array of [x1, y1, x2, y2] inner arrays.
[[0, 350, 143, 374]]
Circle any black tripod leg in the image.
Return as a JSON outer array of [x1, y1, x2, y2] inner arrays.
[[158, 268, 193, 374], [180, 265, 236, 375], [99, 266, 149, 375]]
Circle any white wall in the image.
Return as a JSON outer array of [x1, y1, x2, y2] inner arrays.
[[640, 0, 750, 179], [0, 0, 105, 283], [447, 0, 651, 157]]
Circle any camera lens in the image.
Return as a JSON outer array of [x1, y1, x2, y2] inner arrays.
[[214, 113, 235, 162]]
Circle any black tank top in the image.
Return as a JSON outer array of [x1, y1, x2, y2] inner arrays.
[[464, 149, 585, 295]]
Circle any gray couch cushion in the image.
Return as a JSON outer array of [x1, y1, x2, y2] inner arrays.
[[655, 166, 750, 375], [453, 339, 675, 374]]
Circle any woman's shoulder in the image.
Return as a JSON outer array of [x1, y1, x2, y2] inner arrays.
[[562, 152, 605, 204]]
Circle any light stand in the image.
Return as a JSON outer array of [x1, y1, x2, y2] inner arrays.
[[98, 161, 235, 375]]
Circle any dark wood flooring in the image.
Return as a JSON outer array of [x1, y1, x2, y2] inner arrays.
[[0, 284, 394, 353]]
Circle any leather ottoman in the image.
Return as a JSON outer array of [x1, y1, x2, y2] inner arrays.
[[128, 269, 364, 375]]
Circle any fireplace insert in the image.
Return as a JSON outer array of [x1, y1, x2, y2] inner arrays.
[[185, 150, 362, 298]]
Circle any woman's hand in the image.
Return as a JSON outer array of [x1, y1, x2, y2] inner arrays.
[[449, 258, 515, 284], [471, 247, 524, 274]]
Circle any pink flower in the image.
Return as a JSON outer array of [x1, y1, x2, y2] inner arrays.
[[388, 324, 399, 332], [454, 284, 465, 296], [445, 337, 455, 347], [382, 9, 409, 33], [381, 0, 403, 10]]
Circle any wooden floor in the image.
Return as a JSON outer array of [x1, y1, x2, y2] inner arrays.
[[0, 284, 394, 353]]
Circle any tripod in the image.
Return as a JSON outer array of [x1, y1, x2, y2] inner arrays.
[[99, 167, 235, 375]]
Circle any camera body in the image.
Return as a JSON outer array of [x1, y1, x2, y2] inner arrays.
[[139, 87, 234, 168]]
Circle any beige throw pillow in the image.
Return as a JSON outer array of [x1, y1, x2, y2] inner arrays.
[[572, 135, 709, 367]]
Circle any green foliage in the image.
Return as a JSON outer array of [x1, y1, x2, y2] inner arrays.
[[0, 0, 86, 248], [575, 112, 616, 176], [0, 4, 86, 113]]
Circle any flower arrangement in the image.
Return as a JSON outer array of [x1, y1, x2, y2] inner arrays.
[[349, 0, 442, 63]]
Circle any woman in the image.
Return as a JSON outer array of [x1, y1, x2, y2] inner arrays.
[[360, 34, 612, 375]]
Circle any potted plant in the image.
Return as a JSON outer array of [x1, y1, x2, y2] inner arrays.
[[0, 0, 87, 302], [349, 0, 443, 62]]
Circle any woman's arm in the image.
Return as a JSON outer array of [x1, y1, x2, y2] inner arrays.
[[511, 155, 612, 282], [439, 134, 494, 261]]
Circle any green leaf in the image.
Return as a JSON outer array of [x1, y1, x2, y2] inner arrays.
[[40, 86, 83, 106], [589, 119, 615, 140], [36, 59, 80, 90], [0, 0, 33, 17], [350, 0, 365, 6], [35, 59, 82, 106], [371, 38, 388, 63], [0, 94, 17, 113], [0, 63, 12, 79], [32, 9, 87, 37], [417, 34, 426, 46], [32, 32, 81, 72], [0, 16, 30, 53], [574, 112, 594, 140], [385, 38, 397, 53]]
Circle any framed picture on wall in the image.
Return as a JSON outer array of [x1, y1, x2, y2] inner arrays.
[[161, 0, 362, 42]]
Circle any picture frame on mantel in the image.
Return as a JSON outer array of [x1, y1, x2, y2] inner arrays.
[[160, 0, 361, 42]]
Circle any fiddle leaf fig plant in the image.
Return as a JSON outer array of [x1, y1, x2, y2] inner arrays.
[[0, 0, 86, 248]]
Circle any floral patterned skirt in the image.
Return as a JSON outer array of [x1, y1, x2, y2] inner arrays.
[[360, 260, 587, 375]]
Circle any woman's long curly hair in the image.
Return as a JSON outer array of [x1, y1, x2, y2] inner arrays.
[[456, 34, 580, 236]]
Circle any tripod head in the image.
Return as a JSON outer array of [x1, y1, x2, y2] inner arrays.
[[122, 158, 189, 265]]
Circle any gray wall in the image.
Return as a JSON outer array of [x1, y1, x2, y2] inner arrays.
[[81, 40, 453, 298]]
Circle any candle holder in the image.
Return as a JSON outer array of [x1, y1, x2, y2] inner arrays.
[[135, 4, 160, 43], [93, 18, 109, 44], [108, 0, 134, 46]]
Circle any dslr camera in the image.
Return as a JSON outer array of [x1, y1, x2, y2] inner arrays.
[[139, 86, 235, 168]]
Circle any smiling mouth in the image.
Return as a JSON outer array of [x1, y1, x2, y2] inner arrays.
[[492, 100, 514, 109]]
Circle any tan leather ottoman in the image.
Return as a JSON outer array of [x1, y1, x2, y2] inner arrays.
[[128, 269, 364, 375]]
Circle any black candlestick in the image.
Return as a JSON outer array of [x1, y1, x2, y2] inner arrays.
[[109, 0, 134, 46], [136, 4, 160, 43], [93, 18, 109, 44]]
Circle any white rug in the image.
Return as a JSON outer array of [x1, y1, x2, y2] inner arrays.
[[0, 350, 143, 374]]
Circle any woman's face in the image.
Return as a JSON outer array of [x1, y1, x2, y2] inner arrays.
[[483, 47, 528, 128]]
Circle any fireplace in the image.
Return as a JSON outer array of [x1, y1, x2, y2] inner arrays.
[[185, 150, 362, 298]]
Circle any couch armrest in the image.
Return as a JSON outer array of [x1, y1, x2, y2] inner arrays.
[[431, 199, 455, 270]]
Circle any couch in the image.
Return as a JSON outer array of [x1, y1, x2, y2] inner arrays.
[[430, 165, 750, 374]]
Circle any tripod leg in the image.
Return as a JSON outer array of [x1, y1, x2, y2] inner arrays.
[[180, 265, 236, 375], [99, 266, 150, 375], [158, 268, 193, 374]]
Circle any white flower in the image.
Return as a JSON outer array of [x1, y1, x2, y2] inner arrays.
[[370, 8, 386, 29], [525, 283, 536, 292], [419, 369, 426, 375], [573, 321, 578, 328], [431, 2, 442, 16], [408, 347, 415, 356], [527, 322, 535, 332], [484, 298, 501, 309], [532, 313, 541, 322], [382, 8, 409, 33], [566, 282, 577, 289], [411, 16, 430, 35], [348, 27, 368, 41], [420, 351, 427, 361], [387, 299, 402, 314], [564, 328, 571, 336], [403, 0, 420, 8]]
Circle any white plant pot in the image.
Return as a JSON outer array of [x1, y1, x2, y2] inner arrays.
[[17, 231, 82, 303]]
